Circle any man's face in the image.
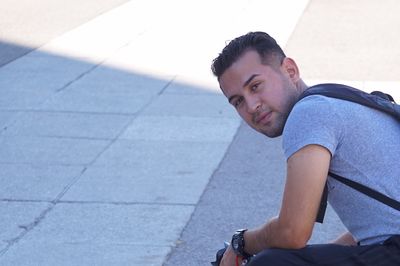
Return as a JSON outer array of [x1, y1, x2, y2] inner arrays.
[[219, 50, 300, 138]]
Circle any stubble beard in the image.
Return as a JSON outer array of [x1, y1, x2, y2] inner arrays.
[[258, 111, 286, 138], [258, 84, 301, 138]]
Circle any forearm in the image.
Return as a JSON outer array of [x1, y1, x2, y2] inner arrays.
[[243, 216, 304, 255], [332, 231, 357, 246], [241, 220, 272, 255]]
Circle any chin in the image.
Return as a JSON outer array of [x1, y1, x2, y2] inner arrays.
[[260, 125, 283, 138], [261, 131, 282, 138]]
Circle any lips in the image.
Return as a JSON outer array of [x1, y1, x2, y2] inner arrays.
[[254, 111, 272, 125]]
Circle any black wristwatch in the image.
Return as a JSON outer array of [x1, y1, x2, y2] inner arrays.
[[231, 229, 251, 258]]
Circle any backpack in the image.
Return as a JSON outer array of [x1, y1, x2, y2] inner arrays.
[[297, 83, 400, 223]]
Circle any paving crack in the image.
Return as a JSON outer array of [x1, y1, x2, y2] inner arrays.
[[0, 203, 55, 256]]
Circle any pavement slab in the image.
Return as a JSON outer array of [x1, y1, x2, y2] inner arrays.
[[161, 77, 221, 95], [62, 165, 214, 205], [2, 243, 171, 266], [2, 111, 133, 140], [0, 0, 130, 63], [0, 203, 194, 266], [93, 139, 231, 170], [36, 67, 170, 115], [285, 0, 400, 82], [0, 51, 96, 93], [140, 93, 237, 118], [38, 88, 153, 115], [120, 116, 239, 143], [0, 89, 54, 111], [0, 164, 84, 201], [0, 136, 110, 165]]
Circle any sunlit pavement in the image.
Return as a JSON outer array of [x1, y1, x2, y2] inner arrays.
[[0, 1, 398, 265]]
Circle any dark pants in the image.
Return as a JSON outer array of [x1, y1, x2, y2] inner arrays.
[[247, 235, 400, 266]]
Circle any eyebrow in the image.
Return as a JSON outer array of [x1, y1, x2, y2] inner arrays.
[[228, 74, 260, 104], [243, 74, 260, 88]]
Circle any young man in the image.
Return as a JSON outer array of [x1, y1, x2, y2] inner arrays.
[[211, 31, 400, 266]]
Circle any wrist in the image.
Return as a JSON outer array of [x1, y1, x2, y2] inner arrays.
[[231, 229, 252, 258]]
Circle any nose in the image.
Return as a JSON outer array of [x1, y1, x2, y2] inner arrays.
[[246, 94, 261, 114]]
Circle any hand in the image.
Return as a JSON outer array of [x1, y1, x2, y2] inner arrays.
[[220, 245, 243, 266]]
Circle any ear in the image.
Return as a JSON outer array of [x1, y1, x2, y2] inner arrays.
[[281, 57, 300, 82]]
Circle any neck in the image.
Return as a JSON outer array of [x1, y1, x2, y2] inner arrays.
[[296, 79, 308, 94]]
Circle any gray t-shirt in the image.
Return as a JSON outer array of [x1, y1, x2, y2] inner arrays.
[[282, 94, 400, 245]]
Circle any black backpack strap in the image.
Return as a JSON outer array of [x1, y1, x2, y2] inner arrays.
[[300, 83, 400, 121], [371, 91, 395, 102], [316, 183, 329, 223], [316, 172, 400, 224], [329, 172, 400, 211]]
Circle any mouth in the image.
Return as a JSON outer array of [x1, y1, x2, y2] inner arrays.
[[254, 111, 272, 125]]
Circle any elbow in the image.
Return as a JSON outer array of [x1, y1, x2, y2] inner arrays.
[[266, 217, 312, 249], [285, 236, 308, 249], [280, 228, 311, 249]]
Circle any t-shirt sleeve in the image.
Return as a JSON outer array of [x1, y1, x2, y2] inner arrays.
[[282, 95, 344, 160]]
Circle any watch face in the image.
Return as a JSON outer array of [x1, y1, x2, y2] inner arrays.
[[232, 237, 239, 249]]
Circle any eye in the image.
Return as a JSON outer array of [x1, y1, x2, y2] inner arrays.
[[250, 82, 260, 92], [232, 97, 244, 108]]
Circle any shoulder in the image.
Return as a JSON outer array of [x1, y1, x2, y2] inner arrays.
[[282, 95, 346, 160], [291, 94, 344, 117]]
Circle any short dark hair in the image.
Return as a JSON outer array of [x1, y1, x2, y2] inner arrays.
[[211, 32, 286, 79]]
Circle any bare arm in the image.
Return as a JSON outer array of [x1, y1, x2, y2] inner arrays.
[[244, 144, 331, 253]]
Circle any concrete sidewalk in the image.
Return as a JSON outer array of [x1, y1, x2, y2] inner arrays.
[[0, 0, 308, 265], [287, 0, 400, 101], [0, 0, 399, 265]]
